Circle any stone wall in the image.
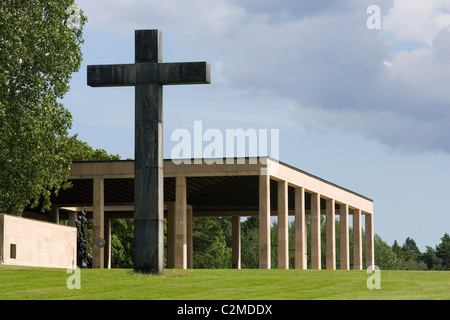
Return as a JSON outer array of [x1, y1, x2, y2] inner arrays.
[[0, 214, 77, 268]]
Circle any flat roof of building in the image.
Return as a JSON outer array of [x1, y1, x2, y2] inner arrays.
[[42, 157, 372, 217]]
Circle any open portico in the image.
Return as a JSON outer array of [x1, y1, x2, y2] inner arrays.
[[42, 157, 374, 270]]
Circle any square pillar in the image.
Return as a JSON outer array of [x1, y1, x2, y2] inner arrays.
[[232, 216, 241, 269], [326, 198, 336, 270], [277, 180, 289, 269], [365, 213, 375, 268], [174, 176, 187, 269], [50, 206, 59, 224], [92, 177, 104, 269], [340, 203, 350, 270], [104, 217, 111, 269], [187, 205, 193, 269], [68, 210, 77, 227], [311, 192, 321, 270], [259, 174, 271, 269], [295, 187, 307, 269], [353, 208, 362, 270]]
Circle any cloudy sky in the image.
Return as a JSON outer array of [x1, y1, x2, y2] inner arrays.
[[62, 0, 450, 251]]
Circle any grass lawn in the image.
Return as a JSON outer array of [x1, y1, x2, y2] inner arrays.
[[0, 265, 449, 300]]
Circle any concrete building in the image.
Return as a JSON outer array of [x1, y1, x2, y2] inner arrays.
[[34, 157, 373, 270]]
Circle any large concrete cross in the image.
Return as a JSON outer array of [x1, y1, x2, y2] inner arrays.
[[87, 29, 210, 273]]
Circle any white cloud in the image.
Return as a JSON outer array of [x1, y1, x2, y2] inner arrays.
[[76, 0, 450, 153], [77, 0, 246, 43], [383, 0, 450, 45]]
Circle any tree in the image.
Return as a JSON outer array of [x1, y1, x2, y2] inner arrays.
[[436, 233, 450, 270], [69, 136, 121, 161], [419, 246, 442, 270], [110, 218, 134, 268], [374, 235, 405, 270], [392, 240, 403, 260], [240, 217, 259, 269], [401, 237, 421, 262], [0, 1, 87, 215], [399, 237, 427, 270], [215, 217, 232, 249], [192, 218, 231, 268]]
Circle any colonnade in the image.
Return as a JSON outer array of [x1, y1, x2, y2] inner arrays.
[[160, 174, 374, 270], [259, 175, 374, 270], [51, 159, 374, 270]]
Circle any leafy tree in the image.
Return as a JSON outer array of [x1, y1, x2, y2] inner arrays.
[[404, 258, 428, 270], [240, 217, 259, 269], [68, 136, 121, 161], [241, 216, 259, 233], [270, 220, 278, 268], [215, 217, 232, 249], [374, 235, 405, 270], [436, 233, 450, 270], [398, 237, 427, 270], [401, 237, 421, 262], [193, 218, 231, 268], [392, 240, 403, 260], [110, 219, 134, 268], [420, 246, 442, 270], [0, 1, 87, 215]]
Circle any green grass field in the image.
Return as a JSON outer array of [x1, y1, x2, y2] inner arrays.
[[0, 265, 449, 300]]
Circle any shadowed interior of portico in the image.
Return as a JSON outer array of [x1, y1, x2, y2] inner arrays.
[[48, 175, 338, 218]]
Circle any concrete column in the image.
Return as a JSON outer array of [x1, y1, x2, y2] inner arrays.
[[104, 217, 111, 269], [311, 192, 321, 270], [353, 208, 362, 270], [295, 187, 307, 269], [166, 202, 175, 268], [50, 206, 59, 224], [326, 198, 336, 270], [340, 203, 350, 270], [175, 176, 187, 269], [68, 210, 77, 227], [277, 180, 289, 269], [92, 177, 104, 269], [187, 205, 193, 269], [365, 213, 375, 268], [259, 174, 271, 269], [232, 216, 241, 269]]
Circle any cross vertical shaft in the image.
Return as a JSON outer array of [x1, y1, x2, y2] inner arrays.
[[133, 30, 163, 273]]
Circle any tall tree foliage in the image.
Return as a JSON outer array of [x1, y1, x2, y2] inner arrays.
[[0, 1, 87, 215], [193, 218, 231, 269], [110, 218, 134, 268], [435, 233, 450, 270], [241, 217, 260, 268], [69, 137, 121, 161]]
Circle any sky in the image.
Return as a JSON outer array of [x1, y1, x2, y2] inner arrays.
[[62, 0, 450, 251]]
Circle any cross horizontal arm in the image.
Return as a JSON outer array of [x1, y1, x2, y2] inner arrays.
[[87, 62, 210, 87], [159, 62, 211, 85]]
